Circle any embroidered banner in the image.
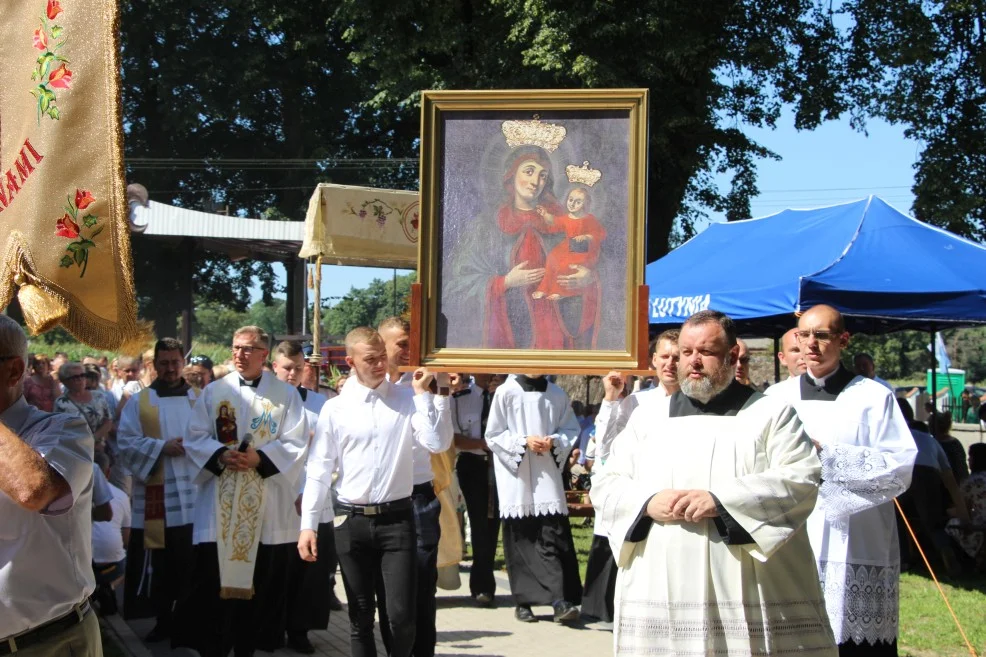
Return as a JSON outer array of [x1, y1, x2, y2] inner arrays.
[[0, 0, 150, 349], [299, 183, 419, 267]]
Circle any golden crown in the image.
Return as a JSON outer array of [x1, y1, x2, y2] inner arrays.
[[500, 115, 567, 152], [565, 161, 602, 187]]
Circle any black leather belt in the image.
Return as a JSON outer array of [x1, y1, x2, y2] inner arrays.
[[336, 497, 412, 517], [1, 600, 91, 655]]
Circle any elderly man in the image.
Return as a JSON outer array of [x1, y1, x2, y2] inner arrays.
[[0, 315, 102, 655], [592, 310, 836, 656], [176, 326, 308, 657], [116, 338, 199, 642], [777, 327, 807, 378], [582, 329, 680, 623], [767, 305, 916, 656], [299, 327, 452, 657]]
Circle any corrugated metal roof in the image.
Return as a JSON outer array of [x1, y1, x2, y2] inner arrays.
[[131, 201, 304, 261]]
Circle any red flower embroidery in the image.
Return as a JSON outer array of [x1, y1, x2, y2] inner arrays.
[[75, 189, 95, 210], [46, 0, 63, 19], [55, 214, 80, 238], [48, 64, 72, 89], [33, 26, 47, 51]]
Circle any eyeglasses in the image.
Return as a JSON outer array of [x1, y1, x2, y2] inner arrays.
[[738, 356, 751, 364], [232, 345, 261, 355], [795, 329, 841, 344]]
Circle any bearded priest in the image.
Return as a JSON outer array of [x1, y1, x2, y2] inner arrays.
[[591, 310, 837, 657]]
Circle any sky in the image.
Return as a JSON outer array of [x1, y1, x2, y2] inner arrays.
[[255, 110, 921, 314]]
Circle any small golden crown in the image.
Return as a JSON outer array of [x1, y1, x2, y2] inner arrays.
[[565, 161, 602, 187], [500, 115, 567, 152]]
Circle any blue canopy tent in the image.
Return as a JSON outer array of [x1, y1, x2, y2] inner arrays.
[[646, 196, 986, 336]]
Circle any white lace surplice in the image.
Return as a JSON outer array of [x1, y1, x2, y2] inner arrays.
[[592, 394, 837, 657], [768, 376, 917, 645], [486, 377, 581, 518]]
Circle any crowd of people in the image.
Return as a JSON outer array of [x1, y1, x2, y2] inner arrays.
[[2, 304, 985, 657]]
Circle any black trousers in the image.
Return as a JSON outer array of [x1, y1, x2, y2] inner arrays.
[[336, 507, 418, 657], [456, 453, 501, 597], [581, 533, 617, 622], [502, 514, 583, 607], [171, 542, 291, 657], [286, 522, 337, 634], [123, 524, 194, 626], [379, 483, 441, 657]]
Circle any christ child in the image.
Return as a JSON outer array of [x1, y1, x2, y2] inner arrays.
[[532, 186, 606, 300]]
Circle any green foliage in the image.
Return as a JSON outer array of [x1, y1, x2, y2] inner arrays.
[[182, 298, 289, 346], [843, 330, 931, 380], [322, 273, 415, 339], [945, 327, 986, 383]]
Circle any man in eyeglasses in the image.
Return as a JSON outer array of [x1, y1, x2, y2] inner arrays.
[[175, 326, 308, 657], [766, 305, 917, 657]]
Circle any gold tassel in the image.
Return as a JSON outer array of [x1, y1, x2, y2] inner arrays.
[[16, 276, 69, 335], [307, 266, 314, 290]]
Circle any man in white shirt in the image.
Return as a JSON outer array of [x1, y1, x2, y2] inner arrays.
[[91, 452, 131, 616], [0, 314, 102, 656], [767, 305, 917, 656], [116, 338, 199, 642], [451, 373, 500, 606], [486, 374, 582, 624], [272, 340, 337, 654], [176, 326, 308, 657], [777, 327, 807, 378], [582, 329, 680, 623], [299, 326, 452, 657]]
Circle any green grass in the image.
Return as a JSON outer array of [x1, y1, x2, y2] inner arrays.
[[899, 572, 986, 657]]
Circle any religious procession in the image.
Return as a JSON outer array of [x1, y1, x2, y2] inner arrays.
[[2, 2, 986, 657]]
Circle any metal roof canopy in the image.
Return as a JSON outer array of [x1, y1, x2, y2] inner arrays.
[[130, 201, 305, 261]]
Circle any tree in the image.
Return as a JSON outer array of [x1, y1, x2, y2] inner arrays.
[[322, 273, 415, 339], [119, 0, 387, 335], [337, 0, 853, 260], [843, 0, 986, 239]]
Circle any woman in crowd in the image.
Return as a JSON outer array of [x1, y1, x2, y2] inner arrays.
[[23, 353, 60, 411], [55, 361, 114, 451]]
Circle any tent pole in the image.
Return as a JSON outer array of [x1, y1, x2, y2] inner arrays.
[[930, 323, 937, 438], [773, 334, 780, 383]]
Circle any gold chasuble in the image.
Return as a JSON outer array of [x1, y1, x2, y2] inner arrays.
[[213, 384, 289, 600], [0, 1, 150, 348]]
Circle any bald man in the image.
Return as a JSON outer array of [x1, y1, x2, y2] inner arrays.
[[777, 328, 806, 378], [734, 338, 752, 386], [766, 305, 916, 657]]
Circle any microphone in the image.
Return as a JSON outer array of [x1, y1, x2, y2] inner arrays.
[[237, 433, 254, 453]]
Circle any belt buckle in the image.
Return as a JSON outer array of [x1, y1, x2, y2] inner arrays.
[[364, 504, 380, 516]]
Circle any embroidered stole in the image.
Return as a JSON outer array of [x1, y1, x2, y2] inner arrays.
[[213, 380, 287, 600], [138, 389, 196, 549]]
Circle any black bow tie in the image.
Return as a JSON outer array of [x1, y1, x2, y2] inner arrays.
[[239, 377, 260, 388]]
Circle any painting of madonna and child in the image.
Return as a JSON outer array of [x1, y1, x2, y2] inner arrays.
[[430, 102, 646, 362]]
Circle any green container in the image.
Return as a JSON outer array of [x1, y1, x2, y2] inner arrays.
[[926, 368, 966, 421]]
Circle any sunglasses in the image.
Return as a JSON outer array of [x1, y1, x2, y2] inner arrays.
[[189, 355, 213, 367]]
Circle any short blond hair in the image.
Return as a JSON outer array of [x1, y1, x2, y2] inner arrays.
[[345, 327, 383, 356], [233, 325, 270, 349], [378, 317, 410, 334]]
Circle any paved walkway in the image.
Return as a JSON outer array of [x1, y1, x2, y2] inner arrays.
[[102, 565, 614, 657]]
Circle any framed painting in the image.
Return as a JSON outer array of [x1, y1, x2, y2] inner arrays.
[[417, 89, 648, 373]]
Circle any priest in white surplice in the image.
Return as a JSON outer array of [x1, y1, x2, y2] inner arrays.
[[582, 328, 680, 623], [487, 374, 583, 624], [592, 310, 837, 657], [767, 305, 916, 656], [174, 325, 308, 657], [116, 338, 199, 642]]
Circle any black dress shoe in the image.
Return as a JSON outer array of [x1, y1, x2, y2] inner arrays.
[[286, 631, 316, 655], [514, 605, 537, 623], [328, 590, 344, 611], [144, 624, 171, 643], [553, 600, 580, 623]]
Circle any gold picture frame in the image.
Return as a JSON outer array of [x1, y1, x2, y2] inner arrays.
[[416, 89, 649, 374]]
